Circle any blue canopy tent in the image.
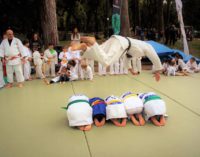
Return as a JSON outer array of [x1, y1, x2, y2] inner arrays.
[[146, 41, 174, 56], [173, 49, 200, 64], [146, 40, 200, 64]]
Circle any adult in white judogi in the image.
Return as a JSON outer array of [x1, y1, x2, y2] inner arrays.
[[109, 61, 119, 75], [87, 59, 95, 74], [44, 44, 58, 77], [0, 59, 5, 88], [119, 57, 128, 74], [131, 57, 142, 74], [23, 43, 32, 80], [98, 62, 107, 76], [72, 35, 163, 81], [0, 29, 26, 88]]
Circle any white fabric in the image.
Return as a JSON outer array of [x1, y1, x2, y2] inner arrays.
[[175, 0, 189, 55], [167, 66, 176, 76], [33, 51, 45, 79], [6, 64, 24, 83], [132, 57, 142, 73], [44, 49, 58, 77], [105, 95, 127, 120], [80, 66, 93, 80], [23, 46, 32, 80], [121, 93, 144, 115], [98, 63, 107, 75], [0, 38, 26, 65], [0, 60, 5, 88], [109, 61, 119, 75], [87, 59, 95, 74], [67, 95, 93, 126], [178, 59, 188, 70], [144, 99, 166, 121], [82, 35, 162, 71], [186, 60, 198, 72], [119, 57, 128, 74], [69, 67, 78, 81]]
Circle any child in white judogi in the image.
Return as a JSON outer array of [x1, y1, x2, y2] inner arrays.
[[23, 40, 32, 80], [0, 58, 5, 88], [80, 59, 93, 80], [121, 92, 145, 126], [58, 46, 68, 73], [186, 57, 199, 73], [44, 43, 58, 77], [67, 47, 81, 78], [139, 92, 167, 126], [63, 94, 93, 131], [105, 95, 127, 127], [98, 62, 107, 76], [33, 50, 45, 79]]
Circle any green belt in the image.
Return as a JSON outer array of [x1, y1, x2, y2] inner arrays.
[[144, 95, 161, 104], [62, 99, 90, 110]]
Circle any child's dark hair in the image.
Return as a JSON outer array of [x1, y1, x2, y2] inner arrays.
[[190, 57, 196, 62], [68, 60, 76, 67], [23, 39, 29, 45]]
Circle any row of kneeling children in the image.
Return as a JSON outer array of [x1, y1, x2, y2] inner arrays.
[[63, 92, 167, 131], [161, 53, 200, 76]]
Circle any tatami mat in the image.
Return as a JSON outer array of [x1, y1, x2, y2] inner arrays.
[[0, 72, 200, 157]]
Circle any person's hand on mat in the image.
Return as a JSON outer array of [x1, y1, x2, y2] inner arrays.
[[154, 72, 160, 82]]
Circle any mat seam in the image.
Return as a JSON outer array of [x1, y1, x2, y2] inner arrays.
[[70, 82, 93, 157], [126, 74, 200, 117]]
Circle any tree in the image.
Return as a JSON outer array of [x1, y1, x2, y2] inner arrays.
[[120, 0, 131, 37], [41, 0, 59, 46]]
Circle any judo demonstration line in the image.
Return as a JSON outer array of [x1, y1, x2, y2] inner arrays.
[[126, 75, 200, 118], [70, 81, 93, 157]]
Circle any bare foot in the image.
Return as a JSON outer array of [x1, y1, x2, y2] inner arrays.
[[150, 116, 162, 126], [6, 83, 13, 88], [159, 116, 166, 126], [136, 113, 146, 126], [18, 83, 23, 88], [78, 126, 85, 131], [84, 125, 92, 131], [43, 78, 50, 85], [94, 118, 106, 127], [130, 115, 140, 126], [80, 36, 96, 45], [71, 43, 87, 51]]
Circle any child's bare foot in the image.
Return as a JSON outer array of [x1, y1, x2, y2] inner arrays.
[[111, 119, 126, 127], [43, 78, 50, 85], [130, 115, 140, 126], [136, 113, 146, 126], [159, 116, 166, 126], [5, 83, 13, 88], [129, 69, 139, 76], [71, 43, 87, 51], [150, 116, 162, 126], [78, 126, 85, 131], [18, 83, 23, 88], [84, 125, 92, 131], [94, 118, 106, 127], [80, 36, 96, 45]]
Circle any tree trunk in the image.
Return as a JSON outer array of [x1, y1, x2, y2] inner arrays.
[[134, 0, 141, 28], [156, 0, 164, 32], [41, 0, 59, 47], [120, 0, 131, 37]]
